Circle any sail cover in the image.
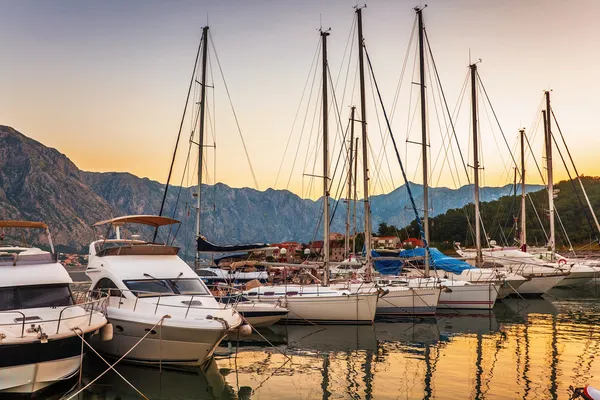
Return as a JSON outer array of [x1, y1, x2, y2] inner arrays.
[[399, 247, 473, 274], [197, 236, 269, 253], [371, 250, 403, 275]]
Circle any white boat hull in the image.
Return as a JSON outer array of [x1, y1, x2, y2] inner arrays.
[[374, 287, 440, 316], [253, 293, 378, 325], [92, 313, 228, 366], [513, 274, 565, 295], [0, 355, 80, 393], [553, 270, 595, 287], [437, 283, 499, 310]]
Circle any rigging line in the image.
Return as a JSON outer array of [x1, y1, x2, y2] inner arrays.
[[363, 44, 430, 255], [524, 126, 546, 185], [427, 51, 460, 190], [274, 36, 321, 188], [552, 109, 600, 240], [549, 125, 598, 240], [390, 16, 417, 121], [167, 140, 194, 245], [209, 31, 260, 190], [155, 29, 204, 241], [555, 208, 574, 251], [424, 29, 470, 184], [373, 16, 417, 186], [326, 64, 351, 193], [435, 71, 469, 187], [365, 58, 396, 194], [476, 71, 521, 180], [297, 66, 323, 193], [527, 190, 549, 242]]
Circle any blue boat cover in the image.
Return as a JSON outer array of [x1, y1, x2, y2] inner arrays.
[[399, 247, 473, 274], [371, 250, 403, 275]]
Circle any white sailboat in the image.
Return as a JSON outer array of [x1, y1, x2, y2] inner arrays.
[[243, 27, 379, 325], [0, 221, 107, 394]]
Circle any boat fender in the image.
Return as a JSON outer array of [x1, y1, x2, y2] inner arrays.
[[101, 323, 114, 341], [570, 385, 600, 400], [238, 324, 252, 337]]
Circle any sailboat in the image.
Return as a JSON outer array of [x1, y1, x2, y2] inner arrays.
[[328, 6, 441, 316], [243, 27, 379, 324], [457, 91, 594, 290]]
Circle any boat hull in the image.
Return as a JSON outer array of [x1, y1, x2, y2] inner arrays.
[[375, 287, 440, 316], [438, 283, 498, 310], [91, 315, 227, 366], [0, 333, 93, 394], [240, 310, 289, 328], [553, 270, 595, 287], [254, 293, 378, 325], [512, 274, 564, 295]]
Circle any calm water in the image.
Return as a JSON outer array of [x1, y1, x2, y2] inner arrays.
[[58, 285, 600, 399]]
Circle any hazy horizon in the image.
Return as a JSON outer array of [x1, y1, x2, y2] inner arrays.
[[2, 0, 599, 199]]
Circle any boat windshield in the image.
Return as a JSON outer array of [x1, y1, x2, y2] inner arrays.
[[123, 278, 209, 297], [0, 284, 73, 312], [169, 278, 209, 295]]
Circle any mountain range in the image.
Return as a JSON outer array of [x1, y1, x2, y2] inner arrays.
[[0, 125, 544, 254]]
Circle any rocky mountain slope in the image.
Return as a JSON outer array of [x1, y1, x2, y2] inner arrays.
[[0, 125, 544, 253]]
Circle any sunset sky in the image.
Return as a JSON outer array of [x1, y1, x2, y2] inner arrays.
[[2, 0, 599, 199]]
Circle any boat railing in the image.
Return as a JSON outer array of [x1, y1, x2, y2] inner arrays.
[[89, 288, 240, 318], [0, 295, 108, 338]]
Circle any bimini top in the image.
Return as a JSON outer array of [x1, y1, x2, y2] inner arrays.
[[0, 220, 48, 229], [94, 215, 180, 228]]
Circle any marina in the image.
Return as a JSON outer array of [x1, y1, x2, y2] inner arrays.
[[31, 283, 600, 399], [3, 1, 600, 399]]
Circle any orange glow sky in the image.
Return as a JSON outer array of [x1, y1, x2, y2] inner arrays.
[[2, 0, 599, 199]]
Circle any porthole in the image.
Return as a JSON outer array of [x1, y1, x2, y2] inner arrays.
[[115, 325, 124, 332]]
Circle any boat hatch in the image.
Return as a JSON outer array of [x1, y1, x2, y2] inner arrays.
[[181, 300, 203, 306]]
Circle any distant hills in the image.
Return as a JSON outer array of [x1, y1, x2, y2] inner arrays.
[[417, 175, 600, 248], [0, 125, 544, 254]]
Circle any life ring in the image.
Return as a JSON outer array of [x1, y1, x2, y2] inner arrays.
[[558, 258, 567, 266]]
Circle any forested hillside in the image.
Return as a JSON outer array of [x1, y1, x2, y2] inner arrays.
[[400, 177, 600, 248]]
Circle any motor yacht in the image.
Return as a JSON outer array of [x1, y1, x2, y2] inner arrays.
[[0, 221, 107, 394], [85, 215, 244, 366]]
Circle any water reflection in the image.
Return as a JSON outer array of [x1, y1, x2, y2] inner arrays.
[[37, 287, 600, 399]]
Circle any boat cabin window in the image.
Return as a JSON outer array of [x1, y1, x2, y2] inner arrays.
[[123, 278, 209, 297], [93, 278, 122, 297], [197, 270, 218, 277], [169, 278, 209, 295], [0, 284, 73, 311]]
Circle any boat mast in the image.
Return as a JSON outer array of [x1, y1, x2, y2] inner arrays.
[[470, 63, 482, 266], [195, 26, 209, 269], [356, 6, 373, 278], [353, 137, 359, 256], [416, 6, 430, 276], [345, 106, 356, 259], [321, 29, 331, 286], [519, 128, 527, 250], [544, 90, 556, 254]]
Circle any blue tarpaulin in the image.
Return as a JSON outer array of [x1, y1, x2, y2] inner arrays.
[[371, 250, 403, 275], [399, 247, 473, 274]]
